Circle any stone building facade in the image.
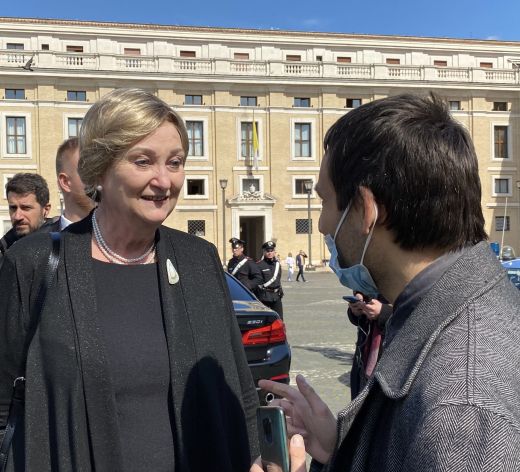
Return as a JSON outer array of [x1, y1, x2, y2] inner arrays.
[[1, 17, 519, 263]]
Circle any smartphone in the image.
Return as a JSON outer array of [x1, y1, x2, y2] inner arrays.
[[257, 406, 290, 472], [343, 295, 362, 304]]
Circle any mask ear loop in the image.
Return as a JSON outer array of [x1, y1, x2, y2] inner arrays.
[[359, 203, 378, 265], [333, 201, 352, 241]]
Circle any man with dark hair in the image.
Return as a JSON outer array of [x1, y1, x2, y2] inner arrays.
[[254, 94, 520, 472], [1, 173, 53, 264], [227, 237, 262, 291], [42, 137, 94, 231]]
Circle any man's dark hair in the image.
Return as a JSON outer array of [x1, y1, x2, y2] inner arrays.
[[6, 173, 50, 207], [56, 137, 79, 175], [324, 93, 487, 251]]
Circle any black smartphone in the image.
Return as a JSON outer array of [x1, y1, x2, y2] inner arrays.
[[343, 295, 362, 304], [257, 406, 290, 472]]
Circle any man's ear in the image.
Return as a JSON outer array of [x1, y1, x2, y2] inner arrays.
[[358, 186, 378, 235], [42, 203, 51, 219], [57, 172, 72, 193]]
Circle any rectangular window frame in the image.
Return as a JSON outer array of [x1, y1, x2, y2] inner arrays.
[[337, 56, 352, 63], [291, 119, 315, 161], [67, 117, 83, 138], [491, 124, 511, 160], [2, 112, 31, 158], [346, 98, 362, 109], [237, 119, 263, 163], [292, 176, 316, 199], [5, 89, 25, 100], [185, 119, 206, 159], [492, 101, 508, 112], [449, 100, 461, 111], [293, 97, 311, 108], [67, 90, 87, 102], [6, 43, 24, 50], [184, 94, 203, 105], [495, 216, 510, 232], [240, 96, 258, 107], [295, 218, 313, 234], [239, 175, 264, 194], [187, 219, 206, 237], [491, 175, 512, 197], [184, 175, 209, 200]]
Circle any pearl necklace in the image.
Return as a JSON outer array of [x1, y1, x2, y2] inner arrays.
[[92, 210, 156, 265]]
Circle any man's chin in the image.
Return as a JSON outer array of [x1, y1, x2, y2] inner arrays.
[[14, 227, 30, 237]]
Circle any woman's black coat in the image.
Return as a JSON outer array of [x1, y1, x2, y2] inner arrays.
[[0, 216, 259, 471]]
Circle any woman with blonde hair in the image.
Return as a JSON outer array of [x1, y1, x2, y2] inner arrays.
[[0, 88, 258, 471]]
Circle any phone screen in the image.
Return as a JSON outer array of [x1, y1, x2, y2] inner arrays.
[[257, 406, 290, 472]]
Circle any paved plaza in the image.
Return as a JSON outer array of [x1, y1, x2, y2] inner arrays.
[[282, 271, 357, 415]]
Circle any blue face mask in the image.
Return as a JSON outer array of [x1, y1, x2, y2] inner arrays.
[[324, 202, 379, 298]]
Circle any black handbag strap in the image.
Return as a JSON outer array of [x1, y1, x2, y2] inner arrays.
[[0, 232, 61, 471]]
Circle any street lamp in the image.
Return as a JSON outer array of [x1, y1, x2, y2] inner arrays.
[[304, 179, 313, 269], [219, 179, 228, 267]]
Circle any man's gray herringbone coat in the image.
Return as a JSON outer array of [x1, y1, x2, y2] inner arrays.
[[327, 242, 520, 472]]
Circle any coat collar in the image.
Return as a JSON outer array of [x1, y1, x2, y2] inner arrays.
[[373, 241, 506, 398]]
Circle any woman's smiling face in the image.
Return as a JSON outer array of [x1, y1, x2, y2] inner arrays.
[[99, 121, 186, 230]]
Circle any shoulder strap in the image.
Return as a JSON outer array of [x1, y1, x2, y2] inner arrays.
[[263, 261, 280, 288], [0, 232, 61, 471]]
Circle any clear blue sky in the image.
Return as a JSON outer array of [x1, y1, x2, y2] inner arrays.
[[3, 0, 520, 42]]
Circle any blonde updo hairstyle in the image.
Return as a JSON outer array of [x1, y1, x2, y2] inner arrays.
[[78, 88, 189, 201]]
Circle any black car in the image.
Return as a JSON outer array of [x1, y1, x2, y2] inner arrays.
[[225, 272, 291, 404]]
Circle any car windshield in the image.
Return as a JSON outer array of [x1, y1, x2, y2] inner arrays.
[[506, 269, 520, 289], [225, 272, 256, 301]]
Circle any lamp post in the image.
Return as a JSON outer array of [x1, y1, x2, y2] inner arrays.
[[304, 180, 313, 269], [219, 179, 228, 267]]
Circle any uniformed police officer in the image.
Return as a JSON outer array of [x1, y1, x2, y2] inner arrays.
[[256, 240, 284, 319], [227, 237, 263, 292]]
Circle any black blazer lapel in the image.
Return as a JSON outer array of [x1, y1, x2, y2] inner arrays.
[[62, 218, 124, 469]]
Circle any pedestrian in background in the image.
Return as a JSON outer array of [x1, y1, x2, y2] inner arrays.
[[296, 249, 307, 282], [285, 252, 295, 282]]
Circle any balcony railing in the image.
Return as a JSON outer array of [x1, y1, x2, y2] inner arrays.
[[1, 49, 519, 84]]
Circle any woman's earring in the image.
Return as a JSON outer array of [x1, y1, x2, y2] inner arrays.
[[96, 185, 103, 192]]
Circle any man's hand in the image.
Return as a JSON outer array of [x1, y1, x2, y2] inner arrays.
[[257, 375, 336, 464], [362, 298, 383, 321], [250, 434, 307, 472]]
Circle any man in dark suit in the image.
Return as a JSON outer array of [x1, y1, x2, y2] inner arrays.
[[227, 237, 262, 292], [40, 137, 95, 232], [1, 173, 55, 269], [254, 94, 520, 472]]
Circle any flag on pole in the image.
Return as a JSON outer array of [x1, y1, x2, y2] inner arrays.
[[252, 112, 259, 171]]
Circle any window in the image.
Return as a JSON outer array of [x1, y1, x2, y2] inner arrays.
[[186, 178, 206, 196], [234, 52, 249, 60], [494, 126, 509, 159], [434, 60, 448, 67], [346, 98, 362, 109], [124, 48, 141, 56], [294, 178, 313, 195], [6, 117, 26, 154], [286, 55, 301, 61], [480, 62, 493, 68], [493, 101, 507, 111], [41, 44, 49, 51], [180, 50, 196, 58], [186, 121, 204, 157], [188, 220, 206, 236], [5, 89, 25, 100], [68, 118, 83, 137], [185, 94, 202, 105], [494, 178, 510, 194], [495, 216, 510, 231], [294, 123, 311, 158], [6, 43, 24, 50], [294, 97, 310, 107], [449, 101, 461, 111], [337, 56, 351, 63], [296, 218, 312, 234], [66, 45, 83, 53], [242, 178, 260, 193], [240, 96, 257, 106], [240, 122, 259, 158], [386, 58, 401, 65], [67, 90, 86, 101], [316, 55, 323, 62]]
